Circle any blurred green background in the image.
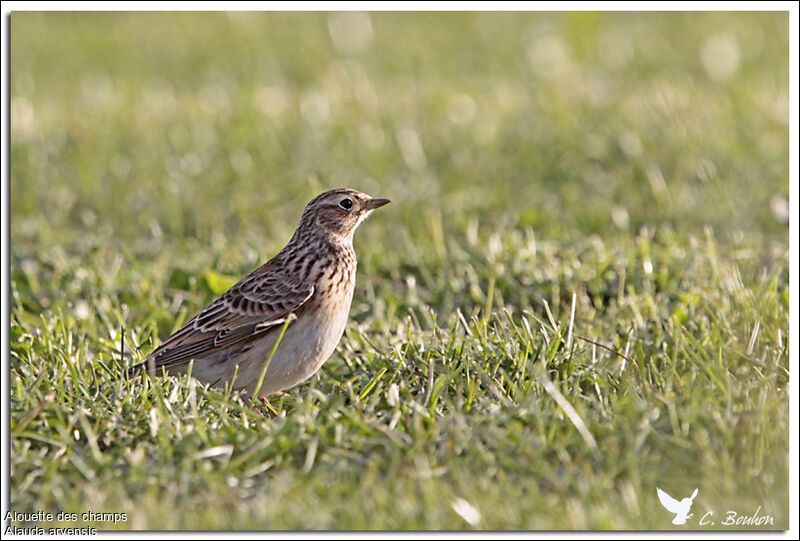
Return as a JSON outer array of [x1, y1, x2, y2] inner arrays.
[[11, 12, 788, 247], [10, 11, 789, 530]]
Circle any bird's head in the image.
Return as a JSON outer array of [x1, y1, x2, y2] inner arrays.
[[299, 188, 390, 241]]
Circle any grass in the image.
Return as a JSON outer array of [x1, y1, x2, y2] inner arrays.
[[9, 11, 789, 530]]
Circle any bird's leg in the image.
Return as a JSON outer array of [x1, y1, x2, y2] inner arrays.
[[258, 396, 279, 418]]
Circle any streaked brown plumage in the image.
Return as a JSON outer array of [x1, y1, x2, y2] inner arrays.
[[129, 188, 390, 398]]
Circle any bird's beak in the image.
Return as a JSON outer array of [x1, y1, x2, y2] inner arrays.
[[365, 198, 391, 210]]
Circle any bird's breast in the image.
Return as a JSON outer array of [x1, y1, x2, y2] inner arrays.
[[249, 258, 356, 396]]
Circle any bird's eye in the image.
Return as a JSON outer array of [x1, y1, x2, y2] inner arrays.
[[339, 198, 353, 210]]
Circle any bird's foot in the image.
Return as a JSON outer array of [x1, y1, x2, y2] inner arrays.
[[257, 396, 279, 418], [237, 394, 277, 417]]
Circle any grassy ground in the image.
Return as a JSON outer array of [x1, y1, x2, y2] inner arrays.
[[9, 11, 789, 530]]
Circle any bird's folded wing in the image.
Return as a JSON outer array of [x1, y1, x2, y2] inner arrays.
[[656, 488, 681, 513], [140, 279, 315, 372]]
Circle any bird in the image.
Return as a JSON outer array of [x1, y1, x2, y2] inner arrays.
[[656, 487, 699, 525], [128, 188, 390, 400]]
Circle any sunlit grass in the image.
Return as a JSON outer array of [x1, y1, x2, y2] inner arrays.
[[9, 11, 789, 529]]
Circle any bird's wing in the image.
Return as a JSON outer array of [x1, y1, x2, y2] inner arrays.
[[141, 264, 315, 371], [656, 488, 682, 513]]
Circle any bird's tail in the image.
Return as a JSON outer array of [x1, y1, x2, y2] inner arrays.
[[126, 357, 156, 379]]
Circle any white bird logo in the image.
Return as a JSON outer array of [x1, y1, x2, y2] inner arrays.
[[657, 487, 699, 525]]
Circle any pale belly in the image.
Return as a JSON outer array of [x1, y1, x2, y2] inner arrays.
[[173, 297, 352, 397]]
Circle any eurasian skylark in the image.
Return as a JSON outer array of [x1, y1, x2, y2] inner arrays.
[[129, 188, 390, 399]]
